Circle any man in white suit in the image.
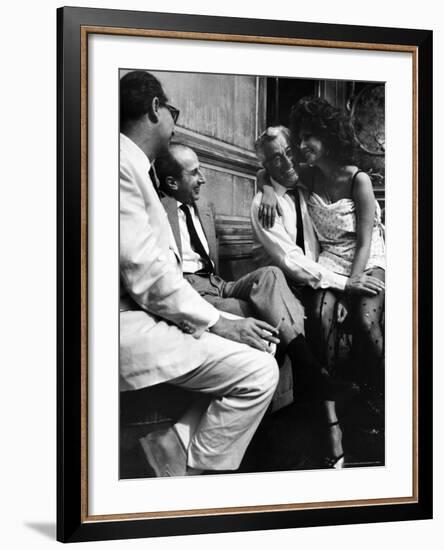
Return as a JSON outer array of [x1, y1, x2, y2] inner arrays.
[[119, 71, 280, 476]]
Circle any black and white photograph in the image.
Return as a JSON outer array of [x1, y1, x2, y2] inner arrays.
[[119, 69, 387, 479], [1, 0, 439, 545], [54, 5, 433, 543]]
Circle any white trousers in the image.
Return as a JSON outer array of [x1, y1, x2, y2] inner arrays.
[[169, 331, 279, 471]]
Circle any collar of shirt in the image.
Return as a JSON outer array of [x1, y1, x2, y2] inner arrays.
[[120, 133, 151, 175], [269, 176, 292, 197], [176, 201, 200, 219], [176, 201, 204, 234], [269, 175, 310, 196]]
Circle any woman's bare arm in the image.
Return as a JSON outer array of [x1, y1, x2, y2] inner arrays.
[[350, 172, 376, 277], [256, 169, 281, 228]]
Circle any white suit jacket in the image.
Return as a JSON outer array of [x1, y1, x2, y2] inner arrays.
[[119, 134, 220, 390]]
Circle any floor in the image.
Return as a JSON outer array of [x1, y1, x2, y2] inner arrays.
[[239, 392, 385, 473], [120, 388, 385, 479]]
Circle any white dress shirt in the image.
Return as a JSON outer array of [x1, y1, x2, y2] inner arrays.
[[251, 179, 347, 291]]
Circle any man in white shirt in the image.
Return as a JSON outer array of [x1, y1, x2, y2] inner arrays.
[[251, 127, 385, 467], [120, 71, 281, 476], [251, 126, 385, 296], [155, 144, 358, 404]]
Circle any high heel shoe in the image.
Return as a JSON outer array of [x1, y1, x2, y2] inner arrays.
[[324, 420, 345, 469], [324, 454, 345, 469]]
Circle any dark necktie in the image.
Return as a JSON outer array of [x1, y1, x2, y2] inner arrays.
[[287, 189, 305, 253], [180, 204, 214, 273]]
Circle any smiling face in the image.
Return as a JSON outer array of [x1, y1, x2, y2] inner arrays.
[[298, 130, 327, 166], [261, 133, 298, 188], [172, 148, 206, 205]]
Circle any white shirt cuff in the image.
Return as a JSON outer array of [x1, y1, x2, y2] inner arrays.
[[206, 309, 221, 329], [331, 272, 348, 292]]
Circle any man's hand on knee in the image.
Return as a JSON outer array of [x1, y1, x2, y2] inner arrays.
[[209, 316, 280, 352], [345, 274, 385, 296]]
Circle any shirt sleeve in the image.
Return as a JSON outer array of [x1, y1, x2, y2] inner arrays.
[[251, 195, 347, 291]]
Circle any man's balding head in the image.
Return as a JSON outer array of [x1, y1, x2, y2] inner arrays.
[[156, 145, 206, 205]]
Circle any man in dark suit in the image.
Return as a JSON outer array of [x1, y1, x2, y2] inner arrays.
[[156, 144, 358, 402], [157, 144, 305, 325]]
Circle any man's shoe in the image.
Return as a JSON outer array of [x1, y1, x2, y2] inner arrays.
[[139, 426, 187, 477]]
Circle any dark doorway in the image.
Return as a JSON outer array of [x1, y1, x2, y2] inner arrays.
[[266, 77, 317, 127]]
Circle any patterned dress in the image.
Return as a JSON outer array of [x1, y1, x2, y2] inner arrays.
[[307, 191, 385, 277]]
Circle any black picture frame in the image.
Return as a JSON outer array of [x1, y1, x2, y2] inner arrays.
[[57, 6, 433, 543]]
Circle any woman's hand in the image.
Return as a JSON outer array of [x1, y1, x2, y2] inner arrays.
[[345, 273, 385, 296], [257, 170, 281, 229]]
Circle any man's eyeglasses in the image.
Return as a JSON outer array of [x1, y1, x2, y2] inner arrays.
[[164, 103, 180, 124], [266, 149, 294, 169]]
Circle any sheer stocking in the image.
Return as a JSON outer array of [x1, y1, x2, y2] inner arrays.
[[306, 289, 340, 372]]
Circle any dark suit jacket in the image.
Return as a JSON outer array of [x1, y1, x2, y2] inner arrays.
[[161, 195, 220, 274]]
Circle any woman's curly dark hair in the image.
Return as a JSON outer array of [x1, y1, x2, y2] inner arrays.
[[290, 96, 357, 165]]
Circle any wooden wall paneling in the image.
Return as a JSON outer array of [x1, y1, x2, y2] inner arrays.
[[151, 70, 258, 150], [256, 77, 268, 138], [174, 128, 260, 176], [198, 164, 256, 280]]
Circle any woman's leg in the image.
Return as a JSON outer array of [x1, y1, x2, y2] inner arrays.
[[352, 268, 385, 386], [324, 400, 344, 467], [305, 289, 340, 371], [306, 290, 345, 467]]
